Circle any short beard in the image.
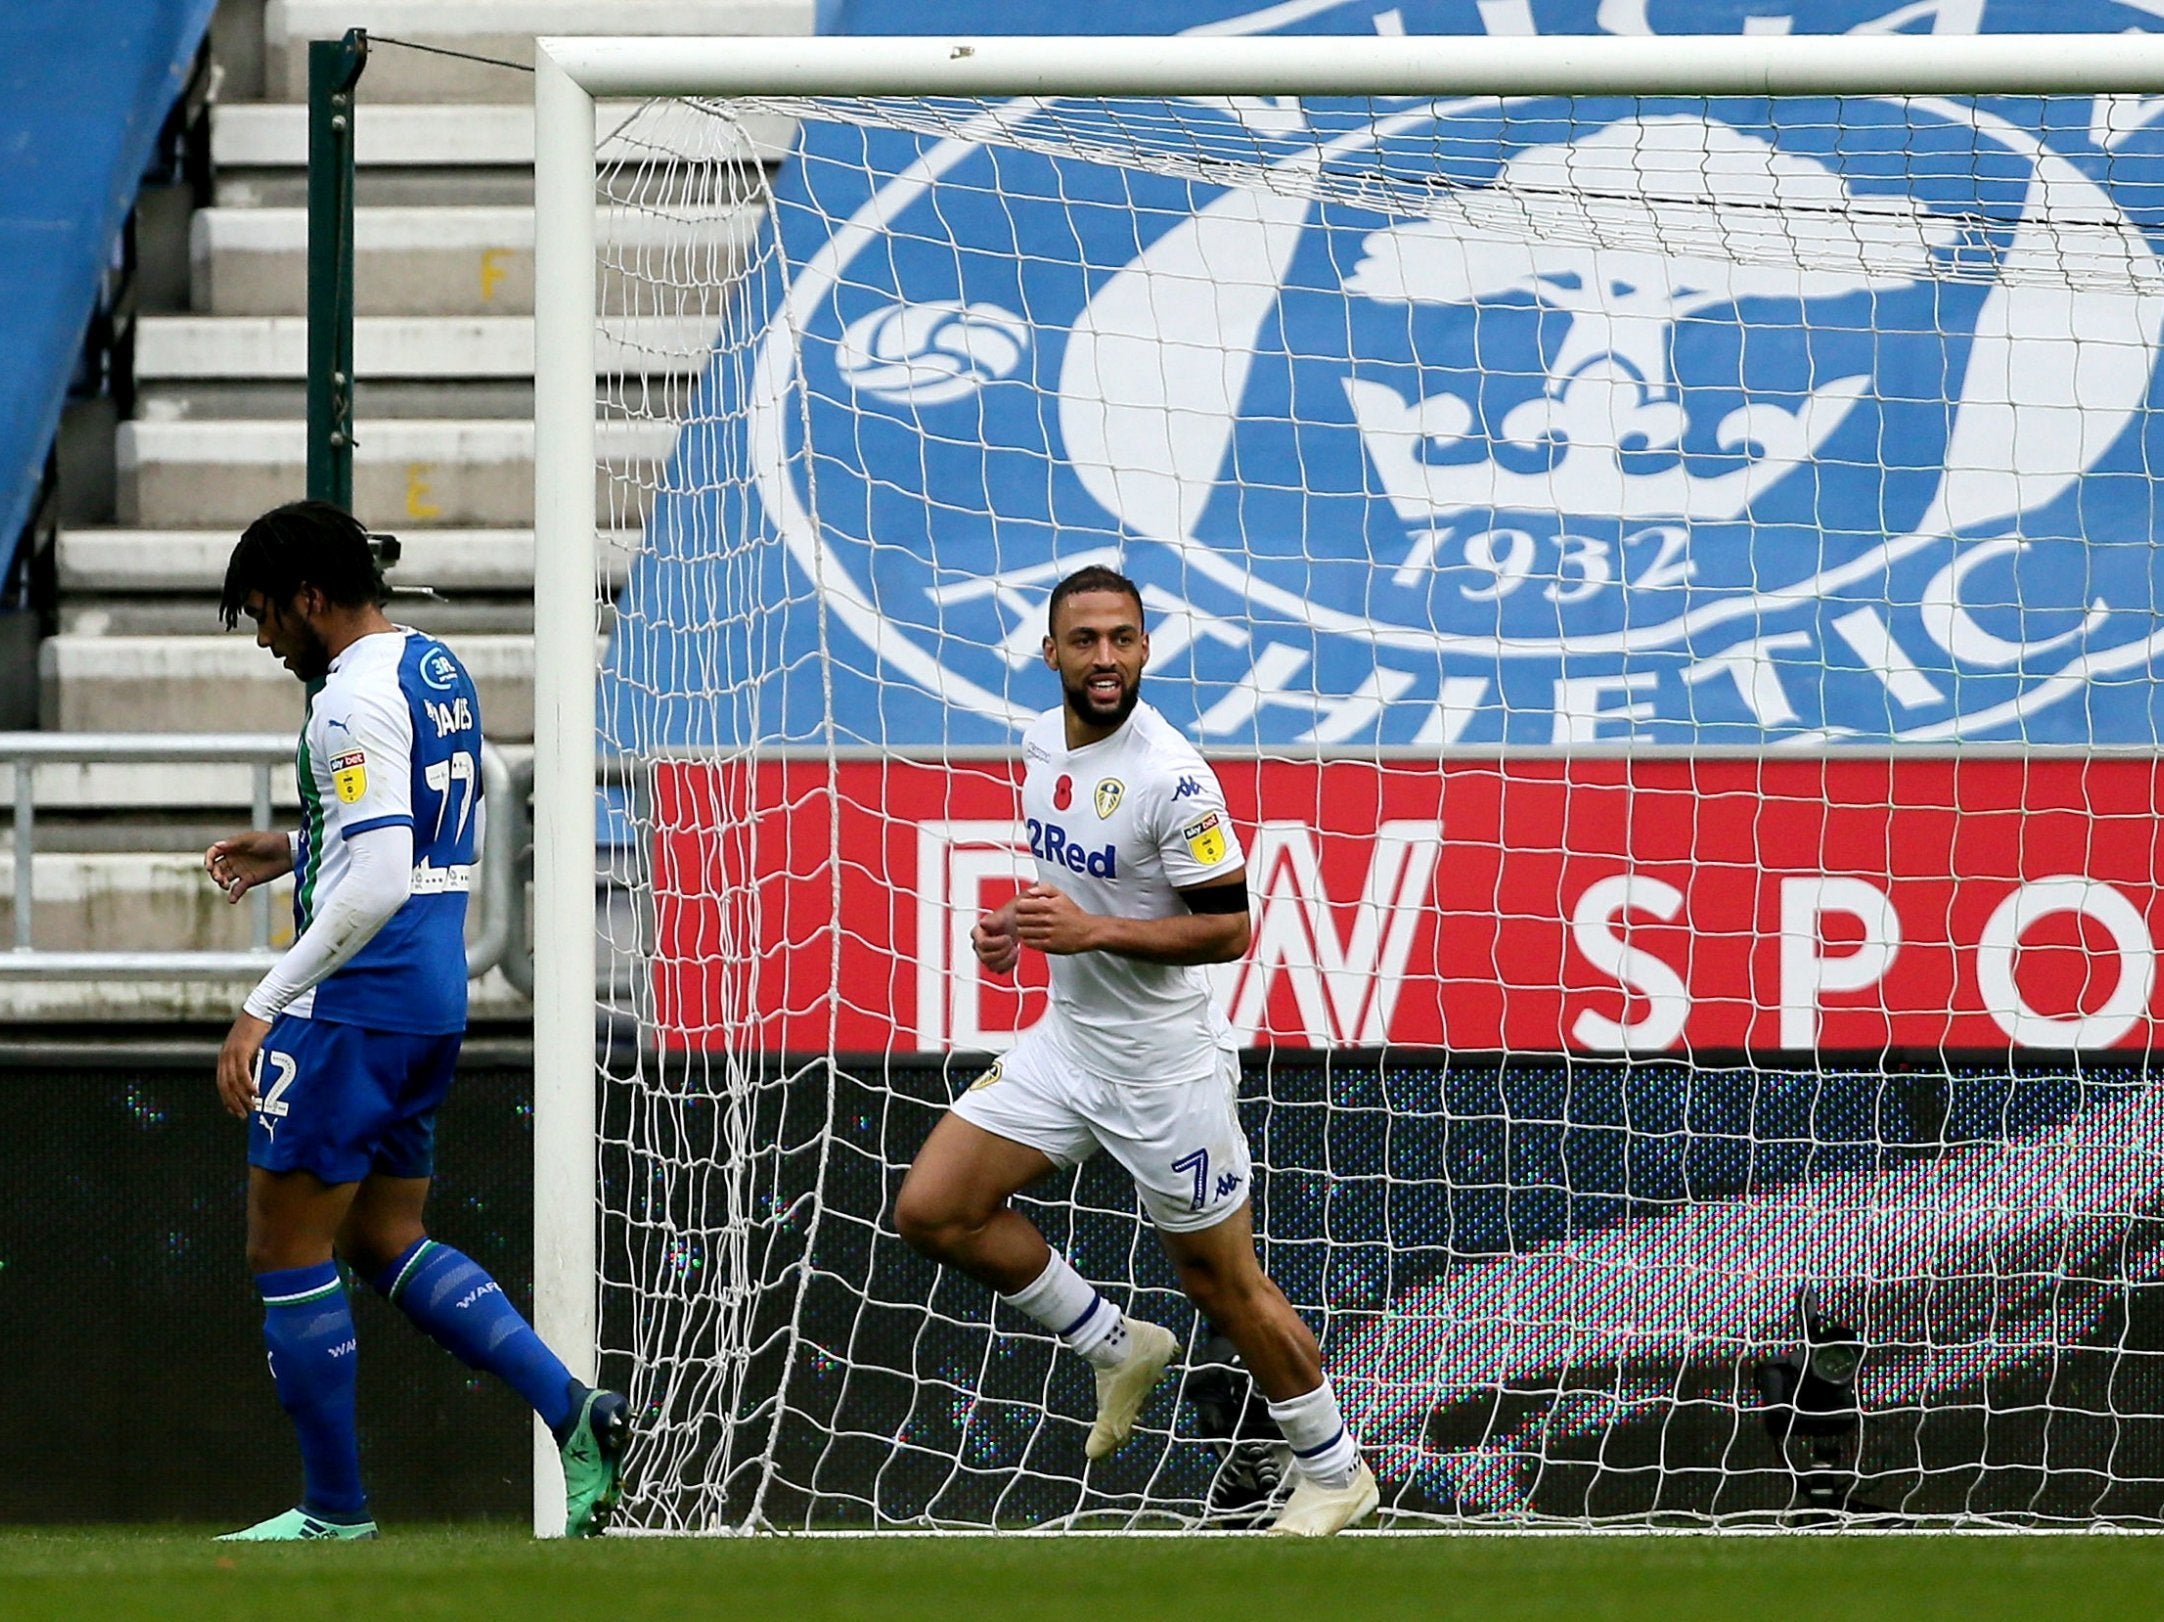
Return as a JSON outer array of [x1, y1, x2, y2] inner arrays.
[[287, 621, 334, 683], [1063, 673, 1141, 733]]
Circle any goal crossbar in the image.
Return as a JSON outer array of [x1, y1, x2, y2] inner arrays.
[[538, 32, 2164, 99]]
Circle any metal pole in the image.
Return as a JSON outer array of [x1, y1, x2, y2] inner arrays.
[[251, 761, 274, 952], [12, 764, 32, 951], [530, 45, 599, 1538], [307, 29, 368, 509]]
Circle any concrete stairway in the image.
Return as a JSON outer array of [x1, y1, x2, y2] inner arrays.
[[16, 0, 811, 1014]]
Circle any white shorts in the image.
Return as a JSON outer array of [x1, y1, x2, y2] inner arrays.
[[950, 1026, 1252, 1234]]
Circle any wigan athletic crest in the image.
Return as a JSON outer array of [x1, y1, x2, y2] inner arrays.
[[608, 0, 2164, 752]]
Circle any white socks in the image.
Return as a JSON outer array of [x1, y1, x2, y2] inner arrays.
[[1004, 1253, 1360, 1484], [1001, 1251, 1131, 1370], [1269, 1378, 1361, 1489]]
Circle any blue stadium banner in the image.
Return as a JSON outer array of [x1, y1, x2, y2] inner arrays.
[[605, 0, 2164, 753], [0, 0, 218, 568]]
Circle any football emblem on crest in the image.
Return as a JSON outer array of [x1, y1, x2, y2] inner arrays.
[[1094, 779, 1123, 819], [1053, 774, 1072, 810]]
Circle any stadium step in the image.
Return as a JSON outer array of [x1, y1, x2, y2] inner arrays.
[[61, 598, 549, 637], [139, 314, 717, 381], [58, 527, 631, 595], [210, 101, 794, 207], [190, 203, 762, 316], [56, 525, 636, 635], [116, 418, 675, 529], [135, 314, 718, 419], [0, 969, 532, 1024], [40, 631, 543, 738], [0, 852, 291, 955], [0, 758, 304, 817], [264, 0, 814, 103]]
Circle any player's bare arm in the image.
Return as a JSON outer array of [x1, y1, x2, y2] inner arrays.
[[205, 829, 295, 902], [1011, 874, 1250, 964]]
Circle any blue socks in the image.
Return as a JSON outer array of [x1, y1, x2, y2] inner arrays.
[[256, 1262, 367, 1520], [373, 1239, 579, 1436]]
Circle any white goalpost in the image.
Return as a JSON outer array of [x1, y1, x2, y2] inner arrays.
[[532, 34, 2164, 1533]]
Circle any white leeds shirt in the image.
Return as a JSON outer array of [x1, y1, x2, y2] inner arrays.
[[1017, 700, 1246, 1085]]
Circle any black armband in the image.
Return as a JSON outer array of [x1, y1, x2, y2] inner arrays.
[[1179, 878, 1249, 915]]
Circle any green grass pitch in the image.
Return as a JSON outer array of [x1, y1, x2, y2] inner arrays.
[[4, 1527, 2164, 1621]]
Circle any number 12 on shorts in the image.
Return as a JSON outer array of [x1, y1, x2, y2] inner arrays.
[[254, 1050, 298, 1119], [1173, 1148, 1210, 1213]]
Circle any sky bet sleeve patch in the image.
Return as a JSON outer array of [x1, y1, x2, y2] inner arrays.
[[1182, 810, 1228, 867], [331, 749, 369, 804]]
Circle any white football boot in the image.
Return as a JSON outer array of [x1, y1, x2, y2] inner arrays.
[[1268, 1459, 1380, 1537], [1085, 1318, 1180, 1461]]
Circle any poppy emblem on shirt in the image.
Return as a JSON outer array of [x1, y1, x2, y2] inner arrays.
[[331, 749, 368, 804], [1094, 778, 1124, 819], [1053, 774, 1072, 810]]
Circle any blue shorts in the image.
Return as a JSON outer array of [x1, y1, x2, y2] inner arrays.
[[247, 1015, 463, 1185]]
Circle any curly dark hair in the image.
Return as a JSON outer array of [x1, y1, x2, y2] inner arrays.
[[219, 501, 387, 629]]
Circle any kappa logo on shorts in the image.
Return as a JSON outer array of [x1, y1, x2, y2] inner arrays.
[[1182, 811, 1227, 867], [966, 1060, 1004, 1093], [331, 749, 368, 804], [1094, 778, 1123, 819]]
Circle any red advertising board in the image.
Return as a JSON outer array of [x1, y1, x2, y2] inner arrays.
[[649, 756, 2163, 1054]]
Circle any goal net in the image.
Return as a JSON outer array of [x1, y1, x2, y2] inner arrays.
[[537, 37, 2164, 1532]]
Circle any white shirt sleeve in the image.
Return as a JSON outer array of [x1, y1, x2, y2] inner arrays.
[[1155, 759, 1246, 889], [317, 677, 415, 838], [243, 822, 414, 1021]]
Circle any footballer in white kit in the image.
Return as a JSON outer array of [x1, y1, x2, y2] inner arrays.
[[894, 565, 1378, 1536], [952, 699, 1253, 1232]]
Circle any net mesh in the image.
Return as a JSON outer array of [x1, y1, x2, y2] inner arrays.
[[581, 88, 2164, 1530]]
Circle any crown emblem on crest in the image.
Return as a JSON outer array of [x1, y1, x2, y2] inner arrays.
[[1094, 778, 1124, 819]]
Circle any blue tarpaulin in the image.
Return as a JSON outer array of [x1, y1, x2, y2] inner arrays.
[[0, 0, 217, 572]]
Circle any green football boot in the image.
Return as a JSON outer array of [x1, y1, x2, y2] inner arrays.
[[217, 1508, 378, 1542], [560, 1388, 631, 1537]]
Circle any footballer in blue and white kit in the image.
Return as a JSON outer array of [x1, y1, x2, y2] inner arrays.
[[206, 502, 626, 1543], [242, 624, 481, 1183], [894, 565, 1378, 1536]]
